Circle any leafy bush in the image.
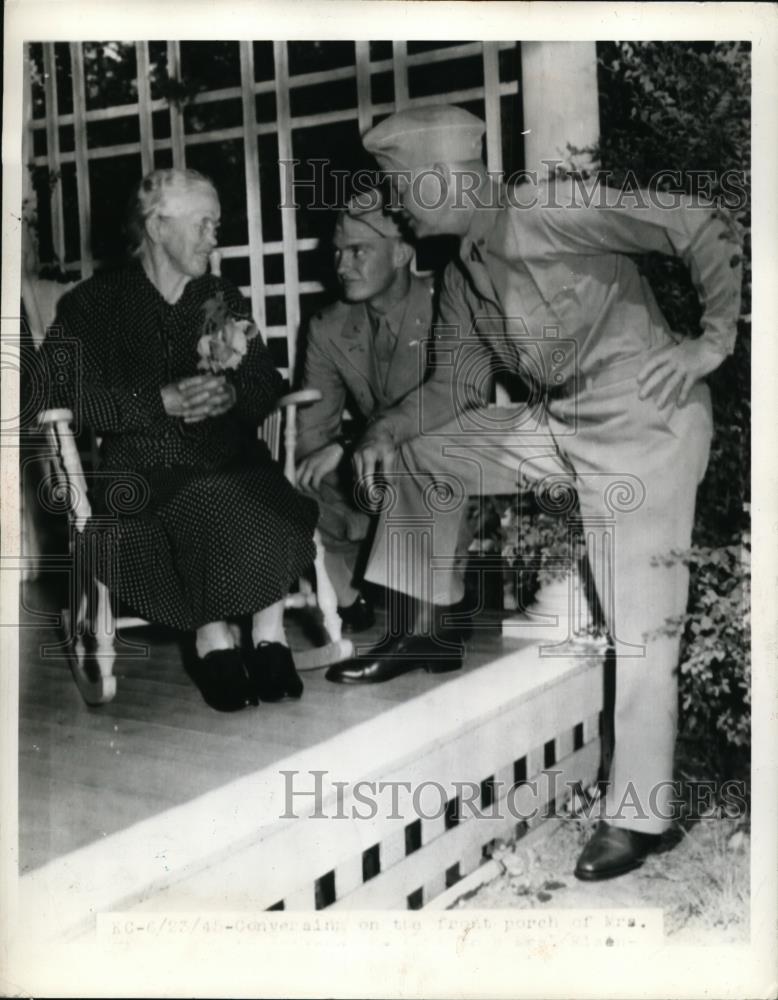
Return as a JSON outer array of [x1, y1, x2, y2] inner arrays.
[[468, 493, 584, 609], [652, 518, 751, 775]]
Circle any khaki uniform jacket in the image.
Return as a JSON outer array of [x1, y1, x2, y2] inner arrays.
[[366, 177, 743, 446], [296, 274, 434, 459]]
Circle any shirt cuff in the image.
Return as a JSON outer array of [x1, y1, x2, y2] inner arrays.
[[123, 386, 169, 429]]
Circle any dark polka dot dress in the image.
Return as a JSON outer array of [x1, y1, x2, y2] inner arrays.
[[42, 261, 318, 631]]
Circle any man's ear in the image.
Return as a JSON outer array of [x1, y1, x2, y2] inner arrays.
[[432, 161, 454, 188], [393, 239, 414, 269]]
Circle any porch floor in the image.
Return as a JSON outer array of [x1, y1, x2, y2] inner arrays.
[[19, 580, 521, 874]]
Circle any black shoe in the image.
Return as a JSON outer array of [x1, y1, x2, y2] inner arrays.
[[246, 641, 304, 702], [337, 594, 375, 634], [574, 821, 662, 881], [325, 630, 463, 684], [190, 648, 257, 712]]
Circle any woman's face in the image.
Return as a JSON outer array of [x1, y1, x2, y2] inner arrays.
[[153, 185, 221, 279]]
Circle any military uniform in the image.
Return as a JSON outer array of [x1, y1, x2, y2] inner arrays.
[[359, 175, 742, 833], [297, 274, 433, 599]]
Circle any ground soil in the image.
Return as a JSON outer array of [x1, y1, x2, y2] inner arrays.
[[455, 813, 749, 944]]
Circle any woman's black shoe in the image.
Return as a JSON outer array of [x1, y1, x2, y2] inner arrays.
[[246, 641, 304, 702], [190, 648, 257, 712]]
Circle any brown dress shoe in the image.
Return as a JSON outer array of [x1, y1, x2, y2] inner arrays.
[[574, 821, 662, 881]]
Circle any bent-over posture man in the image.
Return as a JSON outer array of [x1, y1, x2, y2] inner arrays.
[[327, 105, 742, 881]]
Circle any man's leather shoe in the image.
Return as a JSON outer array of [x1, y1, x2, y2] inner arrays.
[[325, 631, 463, 684], [337, 594, 375, 634], [574, 821, 662, 881]]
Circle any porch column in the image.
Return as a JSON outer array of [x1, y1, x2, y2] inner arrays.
[[506, 43, 602, 644], [520, 41, 600, 177]]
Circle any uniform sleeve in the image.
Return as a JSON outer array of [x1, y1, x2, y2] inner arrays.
[[219, 281, 284, 427], [532, 178, 743, 357], [295, 315, 348, 459], [361, 262, 493, 446], [42, 284, 170, 433]]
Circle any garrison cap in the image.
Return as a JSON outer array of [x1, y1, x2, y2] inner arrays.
[[334, 190, 403, 240], [362, 104, 486, 171]]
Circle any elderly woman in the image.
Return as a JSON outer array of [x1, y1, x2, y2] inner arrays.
[[43, 168, 318, 711]]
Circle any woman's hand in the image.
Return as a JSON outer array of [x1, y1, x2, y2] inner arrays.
[[161, 375, 236, 423], [191, 377, 236, 422]]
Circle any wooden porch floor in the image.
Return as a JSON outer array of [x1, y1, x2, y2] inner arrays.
[[18, 579, 517, 874]]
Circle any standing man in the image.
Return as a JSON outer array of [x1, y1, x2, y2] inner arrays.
[[296, 193, 435, 637], [328, 105, 742, 881]]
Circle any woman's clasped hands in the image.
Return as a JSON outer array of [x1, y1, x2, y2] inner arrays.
[[161, 374, 236, 423]]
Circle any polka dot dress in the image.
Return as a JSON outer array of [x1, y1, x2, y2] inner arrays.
[[43, 262, 318, 631]]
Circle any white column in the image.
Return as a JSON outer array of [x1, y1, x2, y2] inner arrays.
[[520, 41, 600, 178]]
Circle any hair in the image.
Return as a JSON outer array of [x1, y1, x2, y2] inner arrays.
[[125, 168, 217, 256]]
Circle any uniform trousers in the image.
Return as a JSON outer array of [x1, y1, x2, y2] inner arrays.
[[304, 460, 475, 608], [300, 463, 372, 606], [363, 368, 713, 833]]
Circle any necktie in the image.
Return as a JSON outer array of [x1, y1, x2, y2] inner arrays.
[[373, 316, 396, 365], [372, 315, 397, 394], [462, 240, 500, 305], [462, 241, 523, 372]]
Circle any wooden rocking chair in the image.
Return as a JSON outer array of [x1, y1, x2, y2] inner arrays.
[[26, 277, 353, 707]]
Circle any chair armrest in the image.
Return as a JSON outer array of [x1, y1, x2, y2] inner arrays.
[[36, 406, 93, 530], [278, 388, 322, 409], [37, 407, 76, 427], [273, 390, 322, 483]]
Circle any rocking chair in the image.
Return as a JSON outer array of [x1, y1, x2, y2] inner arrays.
[[26, 279, 353, 706]]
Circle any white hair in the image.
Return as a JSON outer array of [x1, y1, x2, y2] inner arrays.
[[126, 168, 217, 255]]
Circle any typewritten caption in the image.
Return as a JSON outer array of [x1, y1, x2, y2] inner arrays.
[[99, 908, 664, 952]]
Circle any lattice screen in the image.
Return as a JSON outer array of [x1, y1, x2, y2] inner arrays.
[[24, 40, 522, 381]]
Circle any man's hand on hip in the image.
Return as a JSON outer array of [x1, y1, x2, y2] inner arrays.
[[637, 338, 728, 409], [353, 433, 396, 503], [297, 442, 344, 490]]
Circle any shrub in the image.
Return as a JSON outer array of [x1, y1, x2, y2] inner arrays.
[[651, 517, 751, 776]]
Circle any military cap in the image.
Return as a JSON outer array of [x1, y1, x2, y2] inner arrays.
[[363, 104, 486, 171], [334, 189, 403, 240]]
